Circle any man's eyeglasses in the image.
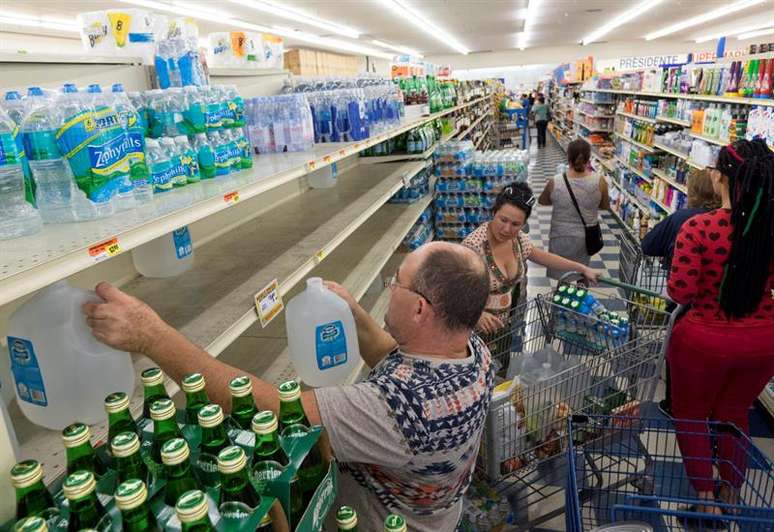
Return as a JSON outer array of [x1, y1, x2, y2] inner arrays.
[[384, 274, 433, 305], [502, 186, 536, 207]]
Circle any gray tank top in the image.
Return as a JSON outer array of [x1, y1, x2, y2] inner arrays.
[[549, 173, 602, 239]]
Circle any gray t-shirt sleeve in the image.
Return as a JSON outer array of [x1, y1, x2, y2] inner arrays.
[[314, 382, 411, 467]]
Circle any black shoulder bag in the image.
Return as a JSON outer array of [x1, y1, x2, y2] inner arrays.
[[562, 172, 604, 256]]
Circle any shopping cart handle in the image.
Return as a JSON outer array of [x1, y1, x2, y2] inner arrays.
[[597, 275, 671, 301]]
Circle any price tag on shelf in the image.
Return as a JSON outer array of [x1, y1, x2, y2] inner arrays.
[[88, 237, 122, 263], [306, 160, 317, 171], [322, 155, 332, 164], [254, 278, 283, 328], [314, 249, 326, 264], [223, 191, 240, 204], [338, 149, 347, 156]]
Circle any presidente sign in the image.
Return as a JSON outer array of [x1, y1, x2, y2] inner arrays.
[[597, 54, 690, 72]]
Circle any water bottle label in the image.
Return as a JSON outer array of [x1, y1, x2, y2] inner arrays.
[[183, 104, 206, 135], [214, 147, 231, 175], [151, 162, 175, 192], [206, 104, 222, 129], [0, 129, 23, 165], [22, 129, 60, 160], [173, 227, 193, 260], [181, 150, 200, 181], [94, 108, 120, 130], [87, 130, 139, 200], [7, 336, 47, 407], [222, 102, 236, 127], [315, 320, 348, 371], [198, 146, 216, 179]]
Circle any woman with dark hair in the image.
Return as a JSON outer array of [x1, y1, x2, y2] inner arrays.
[[538, 138, 610, 279], [667, 138, 774, 518]]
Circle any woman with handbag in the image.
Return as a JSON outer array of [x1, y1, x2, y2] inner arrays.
[[538, 138, 610, 279]]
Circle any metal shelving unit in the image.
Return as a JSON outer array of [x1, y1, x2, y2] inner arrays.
[[581, 87, 774, 107], [653, 142, 706, 169], [652, 169, 688, 194], [616, 110, 656, 124], [614, 132, 657, 153], [615, 156, 653, 184]]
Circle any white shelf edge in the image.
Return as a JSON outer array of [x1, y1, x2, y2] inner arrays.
[[652, 169, 688, 194], [616, 111, 656, 124], [656, 115, 691, 127], [208, 67, 289, 77], [359, 142, 437, 164], [614, 156, 653, 184], [0, 52, 144, 65], [614, 132, 655, 153], [581, 87, 774, 108], [687, 131, 728, 147]]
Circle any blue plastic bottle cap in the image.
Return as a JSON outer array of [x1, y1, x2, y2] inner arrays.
[[27, 87, 43, 96], [62, 84, 78, 93], [111, 83, 125, 93], [87, 84, 102, 93], [4, 91, 21, 100]]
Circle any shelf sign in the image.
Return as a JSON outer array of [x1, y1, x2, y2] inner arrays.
[[314, 249, 326, 264], [88, 237, 122, 263], [254, 278, 283, 328], [223, 191, 240, 204]]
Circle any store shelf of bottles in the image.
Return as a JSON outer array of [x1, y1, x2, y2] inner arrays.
[[620, 187, 650, 214], [577, 109, 614, 119], [456, 112, 489, 140], [592, 151, 617, 173], [609, 205, 638, 240], [0, 52, 145, 65], [616, 110, 656, 124], [207, 67, 289, 77], [576, 120, 613, 133], [656, 115, 692, 127], [652, 169, 688, 194], [650, 194, 673, 214], [474, 122, 493, 150], [652, 142, 706, 170], [613, 132, 656, 153], [581, 87, 774, 107], [359, 142, 438, 164], [615, 156, 653, 184], [687, 130, 729, 147]]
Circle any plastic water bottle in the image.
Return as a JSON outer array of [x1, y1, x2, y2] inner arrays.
[[6, 280, 135, 429], [161, 136, 186, 187], [193, 132, 216, 180], [226, 129, 241, 173], [0, 108, 42, 239], [204, 86, 223, 131], [166, 88, 186, 137], [285, 277, 362, 387], [111, 84, 152, 206], [209, 131, 231, 177], [132, 225, 194, 278], [182, 86, 206, 135], [146, 138, 173, 194], [127, 91, 149, 136], [3, 91, 27, 125], [174, 135, 200, 183], [234, 127, 252, 170]]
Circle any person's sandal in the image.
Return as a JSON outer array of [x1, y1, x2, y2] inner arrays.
[[679, 505, 728, 530]]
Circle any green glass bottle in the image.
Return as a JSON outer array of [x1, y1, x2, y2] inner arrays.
[[175, 490, 215, 532], [229, 376, 258, 430], [251, 410, 289, 466], [141, 367, 169, 419], [337, 506, 359, 531], [281, 424, 325, 507], [114, 479, 160, 532], [12, 515, 48, 532], [217, 445, 262, 508], [278, 380, 309, 431], [105, 391, 138, 444], [62, 470, 106, 531], [111, 431, 148, 484], [384, 514, 407, 532], [11, 459, 55, 520], [150, 398, 183, 463], [182, 373, 210, 425], [197, 403, 232, 457], [61, 423, 106, 476], [161, 438, 199, 507]]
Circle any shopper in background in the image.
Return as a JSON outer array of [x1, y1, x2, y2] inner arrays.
[[83, 242, 493, 531], [531, 94, 550, 148], [463, 182, 600, 358], [538, 138, 610, 279], [667, 139, 774, 520]]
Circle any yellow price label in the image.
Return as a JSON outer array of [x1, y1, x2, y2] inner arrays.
[[307, 160, 317, 171], [223, 191, 240, 204], [315, 250, 326, 263], [254, 279, 284, 328], [88, 237, 122, 262]]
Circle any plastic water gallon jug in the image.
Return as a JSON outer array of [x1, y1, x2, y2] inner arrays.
[[285, 277, 361, 387], [6, 281, 135, 429], [132, 226, 194, 278]]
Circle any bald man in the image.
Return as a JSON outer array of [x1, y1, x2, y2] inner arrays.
[[84, 242, 494, 531]]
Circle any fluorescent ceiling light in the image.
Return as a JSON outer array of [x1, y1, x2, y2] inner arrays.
[[517, 0, 543, 50], [171, 1, 234, 19], [227, 0, 360, 39], [271, 26, 394, 59], [645, 0, 765, 40], [582, 0, 664, 45], [379, 0, 470, 54], [738, 26, 774, 39], [0, 11, 79, 32], [694, 20, 774, 42], [371, 39, 422, 57]]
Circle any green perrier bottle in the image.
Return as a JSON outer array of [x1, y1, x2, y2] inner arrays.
[[175, 490, 215, 532], [141, 367, 169, 419], [278, 380, 309, 431], [111, 431, 148, 484], [217, 445, 262, 508], [114, 479, 160, 532], [197, 403, 232, 457], [251, 410, 289, 465], [62, 470, 107, 531], [161, 438, 199, 507], [337, 506, 359, 531], [61, 423, 106, 476], [150, 398, 183, 463], [182, 373, 210, 425], [281, 423, 326, 507], [12, 516, 48, 532], [105, 391, 138, 444], [384, 514, 407, 532], [229, 376, 258, 430], [11, 459, 55, 520]]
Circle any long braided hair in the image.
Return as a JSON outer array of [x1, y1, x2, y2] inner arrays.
[[716, 138, 774, 318]]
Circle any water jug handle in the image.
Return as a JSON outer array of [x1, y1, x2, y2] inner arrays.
[[307, 277, 324, 290]]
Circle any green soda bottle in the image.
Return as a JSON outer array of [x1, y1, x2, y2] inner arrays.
[[281, 424, 325, 507], [197, 403, 232, 457], [161, 438, 199, 507], [278, 380, 309, 430], [175, 490, 215, 532], [10, 459, 55, 520], [111, 431, 148, 484], [141, 367, 169, 419], [62, 470, 106, 531], [384, 514, 407, 532], [181, 373, 209, 425], [150, 398, 183, 463], [62, 423, 106, 476], [105, 391, 138, 444], [229, 376, 257, 430], [114, 479, 160, 532], [12, 516, 48, 532], [336, 506, 359, 531], [251, 410, 289, 465], [217, 445, 262, 508], [252, 460, 302, 525]]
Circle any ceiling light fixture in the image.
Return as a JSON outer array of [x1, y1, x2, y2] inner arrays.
[[171, 1, 234, 19], [737, 26, 774, 39], [581, 0, 664, 45], [227, 0, 360, 39], [371, 39, 423, 58], [0, 11, 79, 33], [645, 0, 765, 41], [517, 0, 543, 50], [694, 20, 774, 42], [378, 0, 470, 55], [271, 26, 395, 59]]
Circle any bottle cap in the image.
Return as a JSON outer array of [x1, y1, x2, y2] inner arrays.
[[336, 506, 358, 529], [104, 391, 130, 413], [182, 373, 206, 393], [87, 84, 102, 93], [63, 470, 97, 501], [175, 489, 209, 523], [141, 367, 164, 386], [111, 83, 125, 93], [10, 459, 43, 489], [197, 403, 224, 428], [161, 438, 190, 466], [278, 380, 301, 402], [27, 87, 43, 97], [62, 83, 77, 93], [12, 516, 48, 532], [114, 479, 148, 511], [229, 376, 253, 397], [217, 445, 247, 474], [4, 90, 21, 101], [384, 514, 407, 532], [61, 422, 91, 448], [150, 398, 176, 421], [251, 410, 278, 435], [111, 431, 141, 458]]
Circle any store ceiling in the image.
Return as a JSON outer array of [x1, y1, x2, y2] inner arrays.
[[2, 0, 773, 57]]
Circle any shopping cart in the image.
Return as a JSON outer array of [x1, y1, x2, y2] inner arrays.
[[617, 230, 669, 308], [565, 415, 774, 531], [474, 274, 674, 528]]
